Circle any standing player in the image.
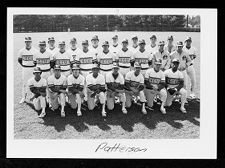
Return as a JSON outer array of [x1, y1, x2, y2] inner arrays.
[[106, 63, 127, 114], [146, 35, 158, 56], [132, 39, 152, 76], [67, 64, 85, 116], [28, 67, 47, 118], [144, 59, 167, 114], [86, 64, 107, 117], [97, 41, 115, 77], [89, 35, 101, 57], [53, 41, 73, 77], [170, 41, 191, 90], [129, 35, 139, 54], [18, 37, 38, 104], [124, 62, 147, 114], [47, 65, 67, 117], [152, 41, 171, 71], [109, 35, 121, 55], [164, 59, 187, 113], [115, 39, 133, 77], [46, 37, 59, 56], [164, 35, 176, 54], [183, 37, 197, 99], [66, 37, 82, 65]]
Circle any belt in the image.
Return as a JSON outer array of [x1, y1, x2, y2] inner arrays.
[[100, 68, 112, 71], [61, 69, 70, 72], [119, 65, 130, 69]]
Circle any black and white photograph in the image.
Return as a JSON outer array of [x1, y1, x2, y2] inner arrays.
[[7, 8, 217, 159]]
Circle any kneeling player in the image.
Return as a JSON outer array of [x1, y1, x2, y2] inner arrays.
[[164, 59, 187, 113], [86, 64, 107, 117], [28, 67, 47, 118], [106, 63, 127, 114], [124, 62, 147, 114], [144, 59, 167, 114], [47, 65, 67, 117], [67, 64, 85, 116]]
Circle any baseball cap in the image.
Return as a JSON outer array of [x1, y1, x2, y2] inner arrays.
[[122, 39, 128, 43], [91, 35, 99, 41], [172, 58, 180, 63], [112, 63, 119, 69], [39, 41, 46, 45], [70, 38, 77, 42], [131, 35, 138, 40], [82, 40, 88, 45], [102, 41, 109, 46], [59, 41, 65, 45], [92, 63, 99, 69], [25, 37, 32, 42], [71, 64, 80, 70], [48, 37, 55, 41], [155, 58, 162, 65], [158, 41, 165, 46], [112, 35, 118, 39], [54, 65, 61, 70], [33, 67, 42, 73], [150, 35, 157, 39], [134, 62, 142, 68], [185, 37, 192, 42], [176, 41, 183, 47], [138, 39, 146, 45], [167, 35, 173, 40]]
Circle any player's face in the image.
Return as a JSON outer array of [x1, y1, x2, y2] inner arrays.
[[54, 69, 61, 77], [82, 44, 88, 50], [172, 62, 179, 70], [186, 40, 192, 46], [132, 38, 138, 44], [159, 45, 164, 50], [168, 39, 173, 44], [154, 63, 161, 71], [39, 44, 46, 51], [92, 39, 99, 46], [122, 42, 128, 49], [25, 41, 32, 48], [112, 38, 118, 44], [72, 69, 80, 77], [92, 68, 99, 75], [59, 44, 65, 51], [49, 40, 55, 47], [34, 72, 41, 79], [150, 38, 156, 44], [71, 41, 76, 47], [102, 45, 109, 52], [135, 67, 141, 74], [177, 46, 183, 52], [139, 43, 145, 50]]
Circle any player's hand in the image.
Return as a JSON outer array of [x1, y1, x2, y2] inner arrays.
[[167, 88, 177, 95]]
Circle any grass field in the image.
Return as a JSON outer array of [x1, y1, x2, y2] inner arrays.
[[13, 31, 200, 139]]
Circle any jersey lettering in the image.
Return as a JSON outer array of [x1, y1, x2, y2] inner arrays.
[[130, 81, 139, 88], [79, 57, 93, 64], [36, 58, 50, 64], [135, 58, 148, 64], [166, 77, 180, 85], [99, 58, 113, 65], [56, 59, 70, 66], [119, 57, 130, 63], [22, 55, 33, 61], [149, 77, 161, 84]]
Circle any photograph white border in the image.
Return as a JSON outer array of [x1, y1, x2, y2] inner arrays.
[[7, 8, 217, 159]]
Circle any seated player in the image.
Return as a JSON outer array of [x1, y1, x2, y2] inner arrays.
[[28, 67, 47, 118], [144, 58, 167, 114], [106, 63, 127, 114], [67, 64, 85, 116], [164, 58, 188, 113], [47, 65, 67, 117], [86, 64, 107, 117], [124, 62, 147, 114]]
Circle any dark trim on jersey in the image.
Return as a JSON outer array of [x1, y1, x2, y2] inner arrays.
[[80, 68, 92, 71], [141, 67, 149, 70], [100, 68, 112, 71], [41, 69, 51, 72], [119, 65, 130, 69], [21, 65, 36, 68]]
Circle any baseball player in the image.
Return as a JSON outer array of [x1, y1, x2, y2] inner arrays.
[[115, 39, 133, 77], [53, 41, 73, 77], [109, 35, 121, 55], [28, 67, 47, 118], [66, 37, 82, 65], [106, 63, 127, 114], [152, 41, 171, 71], [128, 35, 139, 54], [86, 64, 107, 117], [132, 39, 153, 76], [97, 41, 116, 77], [46, 37, 59, 56], [146, 35, 158, 56], [89, 35, 101, 57], [144, 59, 167, 114], [183, 37, 197, 99], [47, 65, 67, 117], [18, 37, 38, 104], [164, 59, 187, 113], [124, 62, 147, 114], [164, 35, 176, 54], [170, 41, 191, 90], [67, 64, 85, 116]]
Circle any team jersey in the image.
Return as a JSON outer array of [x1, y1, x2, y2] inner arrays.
[[128, 45, 139, 54], [53, 51, 73, 71], [109, 44, 122, 55], [146, 44, 158, 55], [153, 50, 171, 70], [28, 77, 47, 89], [47, 74, 67, 90], [46, 47, 59, 56], [115, 49, 133, 68], [183, 46, 197, 64], [125, 70, 144, 89], [18, 47, 38, 67], [33, 50, 53, 71], [170, 50, 191, 70], [97, 51, 116, 71], [89, 45, 102, 57], [66, 47, 82, 64], [86, 73, 105, 88], [106, 71, 124, 88], [133, 49, 152, 70], [164, 44, 176, 54], [145, 68, 165, 88], [67, 74, 85, 88], [75, 50, 97, 71], [164, 69, 183, 89]]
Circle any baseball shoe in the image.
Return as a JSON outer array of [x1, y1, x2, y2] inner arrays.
[[160, 106, 166, 114], [61, 111, 65, 117], [180, 107, 187, 114], [77, 110, 82, 117], [142, 107, 147, 115], [38, 112, 46, 118], [122, 107, 127, 114], [189, 93, 196, 99], [19, 98, 25, 104], [102, 110, 107, 117]]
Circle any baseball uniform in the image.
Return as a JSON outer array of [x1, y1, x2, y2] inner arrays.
[[89, 45, 102, 57], [146, 44, 158, 56], [128, 45, 139, 54], [109, 44, 122, 55], [164, 44, 176, 54], [153, 50, 171, 71], [46, 47, 59, 56], [66, 47, 82, 65]]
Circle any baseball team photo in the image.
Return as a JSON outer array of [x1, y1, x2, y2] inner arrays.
[[13, 12, 200, 139]]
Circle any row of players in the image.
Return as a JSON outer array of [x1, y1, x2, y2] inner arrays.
[[18, 34, 197, 106], [28, 59, 186, 118]]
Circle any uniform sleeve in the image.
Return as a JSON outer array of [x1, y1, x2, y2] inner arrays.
[[148, 51, 153, 61], [164, 70, 168, 78], [120, 74, 125, 85], [99, 75, 105, 85], [130, 52, 135, 61], [161, 71, 165, 81], [145, 70, 150, 79], [80, 76, 85, 86], [42, 79, 47, 87], [86, 75, 92, 87], [125, 72, 131, 81], [67, 76, 72, 86], [140, 74, 144, 84], [47, 76, 54, 86], [179, 71, 184, 79], [27, 79, 33, 88], [18, 49, 23, 58], [63, 76, 67, 86], [75, 53, 80, 63], [105, 73, 111, 83], [49, 52, 53, 61]]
